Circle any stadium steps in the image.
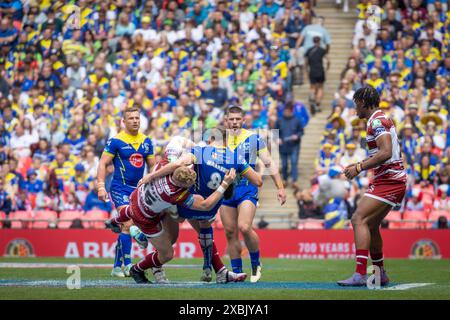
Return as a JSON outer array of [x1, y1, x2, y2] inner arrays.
[[256, 2, 357, 228]]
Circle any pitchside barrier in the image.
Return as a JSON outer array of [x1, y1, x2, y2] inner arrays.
[[1, 229, 449, 259]]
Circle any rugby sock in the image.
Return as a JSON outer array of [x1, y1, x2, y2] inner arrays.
[[114, 206, 131, 224], [355, 249, 369, 275], [113, 237, 123, 268], [119, 233, 132, 266], [199, 227, 214, 271], [212, 242, 225, 273], [136, 251, 162, 271], [249, 250, 260, 268], [230, 258, 243, 273], [370, 252, 384, 271]]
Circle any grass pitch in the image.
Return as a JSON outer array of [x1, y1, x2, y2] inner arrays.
[[1, 257, 450, 300]]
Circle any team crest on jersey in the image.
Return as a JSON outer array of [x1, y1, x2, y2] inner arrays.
[[129, 153, 144, 168], [143, 143, 150, 153]]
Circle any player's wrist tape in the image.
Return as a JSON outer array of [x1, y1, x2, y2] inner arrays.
[[217, 185, 227, 194], [356, 162, 363, 173]]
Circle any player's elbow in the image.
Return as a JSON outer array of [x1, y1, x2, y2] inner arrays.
[[253, 176, 263, 187], [380, 150, 392, 162]]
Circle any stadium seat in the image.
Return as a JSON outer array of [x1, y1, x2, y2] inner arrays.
[[58, 211, 83, 229], [0, 211, 6, 228], [402, 211, 428, 229], [9, 211, 33, 229], [33, 210, 58, 229], [297, 220, 324, 230], [428, 211, 450, 229], [82, 210, 109, 229]]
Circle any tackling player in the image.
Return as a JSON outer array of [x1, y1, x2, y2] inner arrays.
[[338, 86, 406, 286], [105, 161, 237, 284], [97, 107, 155, 278], [142, 128, 263, 282], [222, 106, 286, 282]]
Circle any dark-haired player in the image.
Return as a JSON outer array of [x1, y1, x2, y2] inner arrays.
[[338, 86, 406, 286], [222, 105, 286, 282]]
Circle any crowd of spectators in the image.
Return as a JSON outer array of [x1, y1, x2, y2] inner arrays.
[[0, 0, 320, 223], [301, 0, 449, 227]]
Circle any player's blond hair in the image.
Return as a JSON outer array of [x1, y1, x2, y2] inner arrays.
[[173, 167, 197, 186]]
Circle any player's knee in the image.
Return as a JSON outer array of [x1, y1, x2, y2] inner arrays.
[[351, 213, 368, 227], [238, 222, 253, 235], [224, 227, 238, 240]]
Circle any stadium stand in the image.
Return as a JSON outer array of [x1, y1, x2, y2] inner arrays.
[[57, 210, 83, 229], [32, 209, 57, 228], [81, 210, 109, 229], [0, 1, 447, 231]]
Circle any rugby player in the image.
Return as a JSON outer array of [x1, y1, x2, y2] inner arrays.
[[142, 128, 263, 282], [97, 107, 156, 278], [222, 105, 286, 282], [338, 86, 406, 286], [105, 161, 239, 284]]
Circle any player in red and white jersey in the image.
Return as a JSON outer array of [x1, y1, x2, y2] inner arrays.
[[105, 160, 237, 284], [338, 86, 407, 287]]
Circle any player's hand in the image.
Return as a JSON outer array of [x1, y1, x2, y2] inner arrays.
[[98, 188, 109, 202], [343, 164, 359, 180], [138, 173, 154, 187], [277, 188, 287, 206], [223, 168, 236, 185]]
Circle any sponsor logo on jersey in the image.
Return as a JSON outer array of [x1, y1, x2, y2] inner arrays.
[[372, 119, 382, 128], [409, 239, 441, 259], [129, 153, 144, 168], [5, 239, 34, 257], [121, 146, 133, 150]]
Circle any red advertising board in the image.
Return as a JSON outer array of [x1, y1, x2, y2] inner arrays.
[[1, 229, 449, 259]]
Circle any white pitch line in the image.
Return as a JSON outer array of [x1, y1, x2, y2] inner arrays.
[[0, 263, 201, 269], [384, 283, 434, 290]]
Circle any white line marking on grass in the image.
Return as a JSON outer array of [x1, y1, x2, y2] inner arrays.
[[384, 283, 434, 290], [0, 263, 201, 269]]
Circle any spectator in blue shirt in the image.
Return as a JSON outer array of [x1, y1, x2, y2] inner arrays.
[[0, 17, 17, 48], [187, 3, 208, 26], [63, 125, 87, 157], [204, 75, 228, 108], [0, 177, 11, 215], [20, 169, 44, 195], [0, 0, 23, 21], [259, 0, 280, 18]]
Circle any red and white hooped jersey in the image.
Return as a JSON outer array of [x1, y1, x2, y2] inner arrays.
[[137, 160, 194, 218], [366, 110, 407, 182]]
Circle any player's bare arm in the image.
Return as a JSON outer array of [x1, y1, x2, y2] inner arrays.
[[242, 167, 263, 187], [138, 154, 194, 187], [189, 169, 236, 211], [258, 149, 286, 205], [344, 134, 392, 180], [97, 152, 114, 202]]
